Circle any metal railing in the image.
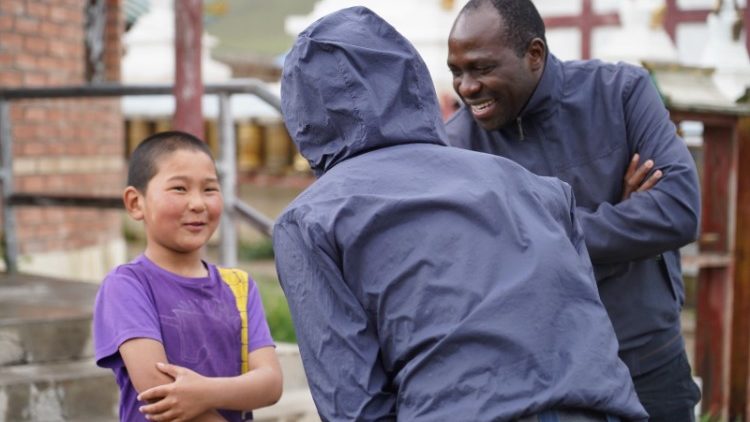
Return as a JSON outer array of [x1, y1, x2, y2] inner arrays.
[[0, 80, 280, 273]]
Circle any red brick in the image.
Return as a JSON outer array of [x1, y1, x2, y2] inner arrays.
[[14, 52, 36, 70], [22, 71, 46, 86], [57, 124, 74, 139], [23, 36, 47, 55], [61, 24, 81, 40], [0, 15, 15, 31], [10, 105, 24, 120], [42, 207, 66, 223], [37, 124, 58, 140], [35, 55, 58, 69], [0, 2, 25, 15], [26, 2, 48, 20], [15, 17, 39, 34], [13, 124, 36, 140], [19, 175, 45, 191], [34, 223, 63, 239], [24, 107, 46, 121], [17, 207, 43, 224], [21, 142, 46, 155], [48, 6, 66, 23], [46, 39, 69, 57], [63, 8, 82, 26], [0, 70, 22, 86], [0, 51, 13, 67], [0, 32, 23, 52], [38, 22, 62, 38]]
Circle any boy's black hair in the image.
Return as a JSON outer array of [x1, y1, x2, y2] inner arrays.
[[127, 130, 215, 192], [460, 0, 547, 57]]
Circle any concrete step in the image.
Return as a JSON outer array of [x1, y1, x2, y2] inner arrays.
[[255, 389, 319, 422], [0, 275, 98, 367], [0, 316, 94, 367], [0, 358, 118, 422]]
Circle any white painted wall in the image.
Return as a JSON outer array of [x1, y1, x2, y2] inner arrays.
[[285, 0, 748, 100]]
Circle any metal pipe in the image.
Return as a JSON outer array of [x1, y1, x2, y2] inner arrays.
[[0, 81, 282, 112], [218, 92, 238, 267], [234, 201, 274, 238], [0, 99, 18, 273]]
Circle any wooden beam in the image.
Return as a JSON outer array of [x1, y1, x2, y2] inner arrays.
[[729, 117, 750, 420], [670, 110, 737, 418], [173, 0, 204, 138], [696, 122, 735, 418]]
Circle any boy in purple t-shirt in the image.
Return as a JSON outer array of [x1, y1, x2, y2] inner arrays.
[[94, 131, 282, 422]]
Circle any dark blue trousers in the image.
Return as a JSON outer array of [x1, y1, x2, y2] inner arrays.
[[633, 351, 701, 422]]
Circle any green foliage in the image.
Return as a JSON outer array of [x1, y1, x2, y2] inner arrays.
[[698, 413, 722, 422], [239, 239, 275, 261], [254, 273, 296, 343], [204, 0, 317, 57]]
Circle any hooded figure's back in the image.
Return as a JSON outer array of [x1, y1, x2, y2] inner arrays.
[[275, 7, 648, 421]]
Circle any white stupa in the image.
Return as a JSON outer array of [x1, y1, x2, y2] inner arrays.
[[120, 0, 279, 120], [595, 0, 679, 66], [121, 0, 231, 83], [285, 0, 465, 98], [699, 0, 750, 102]]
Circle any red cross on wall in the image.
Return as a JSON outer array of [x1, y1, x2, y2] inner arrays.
[[542, 0, 748, 60]]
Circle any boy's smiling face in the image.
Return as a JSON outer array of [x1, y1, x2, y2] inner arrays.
[[127, 148, 223, 261]]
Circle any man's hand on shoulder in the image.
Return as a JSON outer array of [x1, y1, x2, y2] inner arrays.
[[621, 153, 662, 201]]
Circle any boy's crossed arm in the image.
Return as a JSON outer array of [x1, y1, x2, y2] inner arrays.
[[121, 338, 282, 422]]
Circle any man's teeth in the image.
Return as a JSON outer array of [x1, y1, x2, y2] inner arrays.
[[472, 100, 494, 112]]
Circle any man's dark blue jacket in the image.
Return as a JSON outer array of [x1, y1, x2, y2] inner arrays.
[[275, 6, 648, 421], [446, 53, 701, 376]]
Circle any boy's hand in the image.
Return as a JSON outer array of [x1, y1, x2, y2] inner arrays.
[[137, 362, 216, 421]]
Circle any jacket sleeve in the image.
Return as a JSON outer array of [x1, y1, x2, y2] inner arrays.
[[575, 70, 700, 265], [273, 218, 397, 421]]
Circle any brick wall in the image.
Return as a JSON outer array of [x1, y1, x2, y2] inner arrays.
[[0, 0, 125, 269]]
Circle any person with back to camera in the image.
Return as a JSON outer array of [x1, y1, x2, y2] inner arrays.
[[273, 6, 648, 422], [93, 131, 282, 421], [445, 0, 702, 420]]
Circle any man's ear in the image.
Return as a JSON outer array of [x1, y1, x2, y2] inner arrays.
[[526, 38, 546, 73], [123, 186, 145, 221]]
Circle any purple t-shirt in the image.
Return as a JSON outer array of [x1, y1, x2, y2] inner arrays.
[[93, 255, 275, 422]]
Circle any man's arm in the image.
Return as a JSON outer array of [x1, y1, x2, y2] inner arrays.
[[273, 219, 397, 421], [575, 70, 700, 265]]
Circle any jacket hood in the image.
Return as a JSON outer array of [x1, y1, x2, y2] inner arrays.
[[281, 6, 447, 176]]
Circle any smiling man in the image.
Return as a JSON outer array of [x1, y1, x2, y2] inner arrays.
[[445, 1, 702, 420]]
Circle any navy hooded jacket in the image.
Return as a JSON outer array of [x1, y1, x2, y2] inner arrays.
[[446, 53, 701, 376], [275, 7, 648, 421]]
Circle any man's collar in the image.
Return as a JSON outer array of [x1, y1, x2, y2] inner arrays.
[[519, 53, 562, 119]]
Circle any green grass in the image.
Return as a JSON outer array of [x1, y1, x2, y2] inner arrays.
[[239, 238, 274, 261], [254, 273, 296, 343]]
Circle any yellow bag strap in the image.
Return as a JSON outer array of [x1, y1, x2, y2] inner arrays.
[[218, 267, 250, 373]]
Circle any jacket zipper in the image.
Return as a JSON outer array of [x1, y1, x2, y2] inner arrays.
[[516, 116, 525, 140]]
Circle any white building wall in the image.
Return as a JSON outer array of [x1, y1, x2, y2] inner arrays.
[[286, 0, 748, 99]]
